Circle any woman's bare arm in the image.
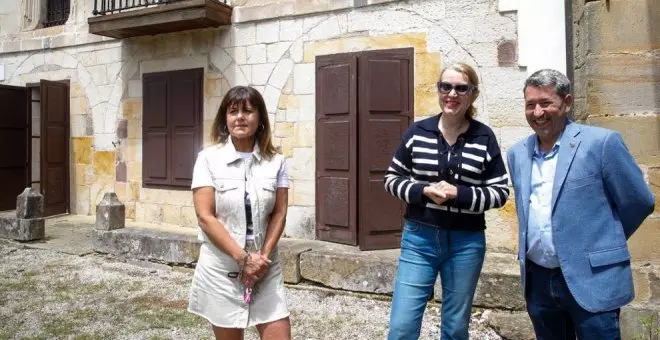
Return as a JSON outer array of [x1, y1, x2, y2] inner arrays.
[[260, 188, 288, 258], [193, 186, 247, 264]]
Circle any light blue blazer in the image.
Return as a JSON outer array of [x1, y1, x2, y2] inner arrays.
[[507, 121, 655, 312]]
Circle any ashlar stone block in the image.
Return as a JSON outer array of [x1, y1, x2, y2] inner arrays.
[[96, 192, 125, 231], [16, 188, 43, 219]]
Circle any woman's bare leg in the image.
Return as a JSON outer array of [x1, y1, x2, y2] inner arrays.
[[212, 325, 244, 340], [256, 317, 291, 340]]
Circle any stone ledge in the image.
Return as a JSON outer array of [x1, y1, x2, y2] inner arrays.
[[91, 226, 660, 324], [279, 238, 314, 283], [434, 252, 525, 311], [298, 240, 399, 294], [94, 226, 200, 265]]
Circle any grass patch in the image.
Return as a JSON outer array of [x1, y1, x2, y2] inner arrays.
[[81, 282, 107, 294], [0, 274, 36, 291], [42, 316, 79, 338], [127, 281, 144, 292], [54, 291, 73, 302], [72, 331, 111, 340], [134, 307, 205, 329], [71, 308, 97, 321]]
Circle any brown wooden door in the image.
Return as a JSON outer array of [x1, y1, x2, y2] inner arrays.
[[358, 48, 414, 250], [315, 53, 359, 245], [40, 80, 70, 216], [0, 85, 30, 211]]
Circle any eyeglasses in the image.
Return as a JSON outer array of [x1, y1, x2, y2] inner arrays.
[[436, 82, 475, 95]]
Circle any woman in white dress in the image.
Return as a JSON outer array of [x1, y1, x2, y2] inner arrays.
[[188, 86, 291, 340]]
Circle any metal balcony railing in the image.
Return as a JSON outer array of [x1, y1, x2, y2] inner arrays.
[[92, 0, 231, 16]]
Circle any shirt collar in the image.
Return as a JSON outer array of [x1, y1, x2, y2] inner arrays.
[[533, 134, 561, 158], [219, 137, 262, 164]]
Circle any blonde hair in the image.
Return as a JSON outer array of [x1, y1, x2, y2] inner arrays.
[[439, 63, 480, 118]]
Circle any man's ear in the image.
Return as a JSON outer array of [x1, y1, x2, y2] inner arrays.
[[563, 94, 574, 112]]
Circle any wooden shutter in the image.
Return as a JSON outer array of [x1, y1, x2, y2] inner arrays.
[[357, 48, 414, 250], [169, 69, 202, 187], [40, 80, 70, 216], [315, 53, 359, 245], [143, 68, 202, 189], [143, 72, 170, 187], [0, 85, 30, 211]]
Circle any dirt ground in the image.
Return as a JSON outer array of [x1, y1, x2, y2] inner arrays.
[[0, 240, 501, 339]]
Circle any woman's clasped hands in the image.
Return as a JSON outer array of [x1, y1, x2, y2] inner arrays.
[[239, 252, 271, 288], [423, 181, 459, 206]]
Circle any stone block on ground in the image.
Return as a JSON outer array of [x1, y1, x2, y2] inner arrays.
[[96, 192, 125, 231], [94, 227, 200, 265], [485, 310, 535, 340], [278, 238, 313, 283], [0, 216, 45, 242], [299, 241, 399, 294], [16, 218, 45, 241], [16, 188, 43, 219]]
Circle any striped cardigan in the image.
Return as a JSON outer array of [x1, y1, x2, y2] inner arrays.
[[384, 115, 509, 231]]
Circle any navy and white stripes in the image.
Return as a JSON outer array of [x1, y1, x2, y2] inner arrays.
[[384, 115, 509, 230]]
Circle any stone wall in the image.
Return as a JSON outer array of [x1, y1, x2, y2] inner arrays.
[[573, 0, 659, 262], [0, 0, 529, 253]]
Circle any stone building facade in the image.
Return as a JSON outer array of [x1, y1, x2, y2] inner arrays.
[[571, 0, 659, 263], [2, 0, 636, 255]]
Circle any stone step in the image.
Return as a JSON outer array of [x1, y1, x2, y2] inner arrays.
[[92, 225, 524, 310], [91, 225, 660, 307], [94, 225, 200, 265]]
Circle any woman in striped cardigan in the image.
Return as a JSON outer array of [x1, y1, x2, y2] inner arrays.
[[385, 63, 510, 340]]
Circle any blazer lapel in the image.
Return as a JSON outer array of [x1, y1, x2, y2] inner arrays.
[[520, 135, 535, 227], [551, 122, 581, 212]]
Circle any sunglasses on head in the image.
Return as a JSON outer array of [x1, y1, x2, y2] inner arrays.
[[436, 82, 474, 95]]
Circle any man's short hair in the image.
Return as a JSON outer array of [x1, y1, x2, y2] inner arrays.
[[523, 69, 572, 98]]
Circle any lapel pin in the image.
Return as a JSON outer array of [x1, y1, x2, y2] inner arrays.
[[569, 142, 575, 148]]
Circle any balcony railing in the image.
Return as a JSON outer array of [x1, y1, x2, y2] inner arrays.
[[92, 0, 231, 16]]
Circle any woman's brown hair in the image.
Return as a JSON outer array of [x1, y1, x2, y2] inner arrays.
[[439, 63, 480, 118], [211, 86, 277, 160]]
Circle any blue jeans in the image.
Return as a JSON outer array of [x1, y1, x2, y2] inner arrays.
[[388, 220, 486, 340], [526, 260, 621, 340]]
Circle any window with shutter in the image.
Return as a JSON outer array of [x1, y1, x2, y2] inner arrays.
[[142, 68, 203, 189], [315, 48, 414, 250]]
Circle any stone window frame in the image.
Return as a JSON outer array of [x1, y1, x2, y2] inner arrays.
[[21, 0, 71, 31]]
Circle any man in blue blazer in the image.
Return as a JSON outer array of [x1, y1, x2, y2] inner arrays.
[[507, 69, 655, 339]]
